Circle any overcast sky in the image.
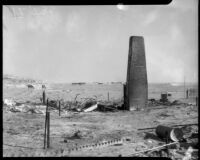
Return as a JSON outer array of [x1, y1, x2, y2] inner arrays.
[[3, 1, 198, 83]]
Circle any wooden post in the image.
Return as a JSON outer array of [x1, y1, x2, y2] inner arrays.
[[43, 90, 46, 105], [47, 112, 50, 148], [186, 89, 189, 99], [44, 114, 47, 149], [46, 99, 49, 117], [59, 101, 61, 116], [184, 76, 185, 98], [44, 99, 48, 149], [196, 97, 198, 106], [107, 92, 109, 102], [123, 84, 126, 110]]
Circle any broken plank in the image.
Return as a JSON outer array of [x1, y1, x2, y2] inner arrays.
[[138, 123, 198, 131]]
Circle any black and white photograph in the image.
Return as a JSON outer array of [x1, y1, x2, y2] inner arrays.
[[3, 1, 198, 158]]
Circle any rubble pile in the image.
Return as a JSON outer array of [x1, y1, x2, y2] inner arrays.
[[136, 124, 198, 159], [3, 99, 47, 115], [4, 96, 197, 115], [148, 98, 195, 107], [3, 97, 123, 115]]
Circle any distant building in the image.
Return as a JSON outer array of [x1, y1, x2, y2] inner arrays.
[[27, 84, 34, 89], [72, 82, 86, 85], [93, 82, 103, 85]]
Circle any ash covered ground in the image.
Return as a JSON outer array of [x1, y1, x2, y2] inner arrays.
[[3, 75, 198, 158]]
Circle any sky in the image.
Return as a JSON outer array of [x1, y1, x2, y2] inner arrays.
[[3, 1, 198, 83]]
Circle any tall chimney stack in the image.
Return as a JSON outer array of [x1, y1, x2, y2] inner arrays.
[[125, 36, 148, 110]]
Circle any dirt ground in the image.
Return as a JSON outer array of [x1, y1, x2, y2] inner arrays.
[[3, 99, 198, 157], [3, 76, 198, 157]]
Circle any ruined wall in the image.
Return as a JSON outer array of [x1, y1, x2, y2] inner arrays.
[[126, 36, 148, 110]]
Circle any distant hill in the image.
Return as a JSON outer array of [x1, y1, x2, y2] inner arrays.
[[3, 74, 43, 84]]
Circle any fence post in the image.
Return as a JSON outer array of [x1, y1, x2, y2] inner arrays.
[[44, 115, 47, 149], [43, 90, 46, 105], [196, 97, 198, 106], [123, 84, 127, 110], [59, 101, 61, 116], [44, 99, 48, 149], [47, 112, 50, 148], [45, 99, 49, 119], [186, 89, 189, 99]]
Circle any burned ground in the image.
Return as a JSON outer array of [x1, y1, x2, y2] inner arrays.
[[3, 77, 198, 157]]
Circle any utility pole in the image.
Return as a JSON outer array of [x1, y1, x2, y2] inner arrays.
[[184, 76, 186, 98]]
